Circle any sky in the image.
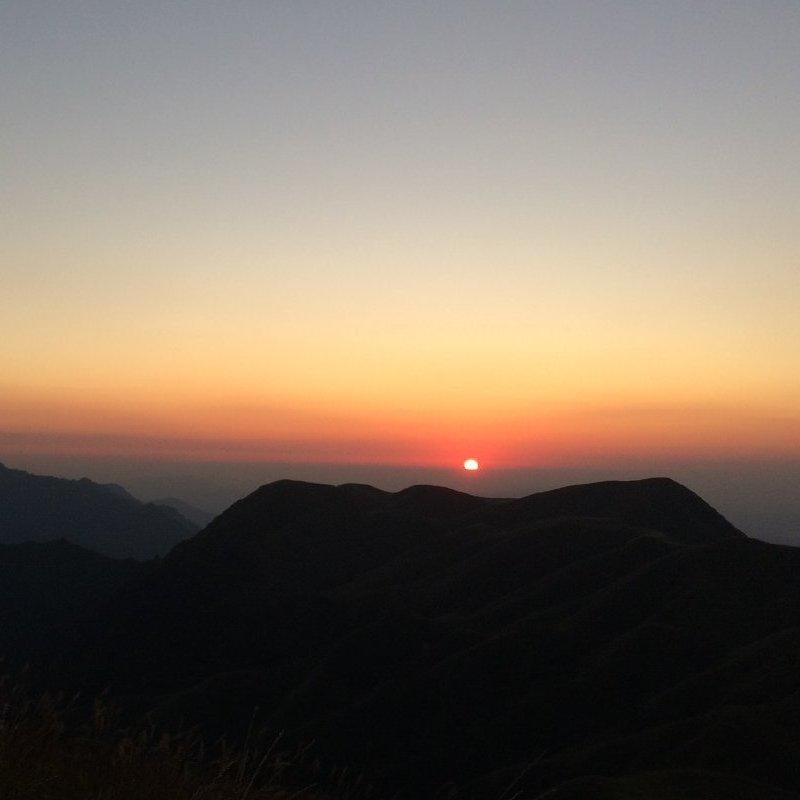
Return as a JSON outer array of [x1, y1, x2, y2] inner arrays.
[[2, 2, 799, 535]]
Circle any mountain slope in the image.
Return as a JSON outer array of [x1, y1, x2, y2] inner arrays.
[[4, 476, 798, 798], [0, 462, 198, 558], [0, 539, 150, 662], [470, 477, 745, 542], [152, 497, 216, 528]]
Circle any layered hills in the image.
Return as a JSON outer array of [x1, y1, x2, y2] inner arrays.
[[0, 462, 198, 558], [3, 475, 799, 798]]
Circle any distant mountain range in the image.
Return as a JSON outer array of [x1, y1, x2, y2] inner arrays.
[[3, 475, 800, 798], [151, 496, 216, 527], [0, 462, 198, 558]]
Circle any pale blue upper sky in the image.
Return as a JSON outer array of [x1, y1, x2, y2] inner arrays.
[[2, 1, 799, 469], [5, 1, 799, 284]]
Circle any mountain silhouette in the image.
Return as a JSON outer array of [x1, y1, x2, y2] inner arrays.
[[3, 476, 800, 798], [152, 496, 216, 527], [0, 462, 198, 558], [0, 539, 150, 662], [470, 477, 744, 542]]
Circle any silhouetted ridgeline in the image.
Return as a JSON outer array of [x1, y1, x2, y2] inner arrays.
[[151, 496, 216, 528], [0, 462, 197, 558], [2, 475, 800, 799]]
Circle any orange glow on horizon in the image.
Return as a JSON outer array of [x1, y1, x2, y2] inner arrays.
[[0, 385, 798, 469], [3, 3, 800, 476]]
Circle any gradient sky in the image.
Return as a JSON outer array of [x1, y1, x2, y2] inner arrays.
[[2, 1, 799, 475]]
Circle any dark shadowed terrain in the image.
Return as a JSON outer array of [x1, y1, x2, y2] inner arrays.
[[0, 462, 198, 558], [2, 475, 800, 798]]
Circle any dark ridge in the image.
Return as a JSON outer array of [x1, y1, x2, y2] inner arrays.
[[3, 473, 797, 800], [0, 537, 107, 565], [152, 497, 216, 528], [390, 484, 490, 520], [0, 537, 150, 664], [474, 477, 744, 543], [0, 462, 198, 558]]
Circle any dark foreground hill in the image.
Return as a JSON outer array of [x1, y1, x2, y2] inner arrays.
[[5, 477, 800, 799], [0, 462, 198, 558], [0, 539, 151, 663]]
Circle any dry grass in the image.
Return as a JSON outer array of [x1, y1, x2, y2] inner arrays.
[[0, 679, 376, 800]]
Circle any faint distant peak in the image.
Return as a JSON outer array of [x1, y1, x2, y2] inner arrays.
[[151, 497, 215, 528]]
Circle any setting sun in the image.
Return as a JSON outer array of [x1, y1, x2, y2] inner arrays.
[[463, 459, 479, 471]]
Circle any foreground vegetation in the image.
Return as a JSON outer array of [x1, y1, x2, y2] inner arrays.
[[0, 680, 374, 800]]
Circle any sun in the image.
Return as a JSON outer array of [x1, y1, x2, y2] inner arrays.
[[463, 458, 479, 471]]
